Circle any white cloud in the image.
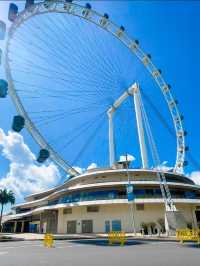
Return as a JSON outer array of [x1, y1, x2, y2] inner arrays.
[[87, 163, 97, 170], [189, 171, 200, 185], [0, 129, 61, 199]]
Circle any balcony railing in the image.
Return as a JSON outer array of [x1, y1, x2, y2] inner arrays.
[[47, 190, 200, 205]]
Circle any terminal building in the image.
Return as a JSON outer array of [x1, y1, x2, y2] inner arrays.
[[3, 166, 200, 235]]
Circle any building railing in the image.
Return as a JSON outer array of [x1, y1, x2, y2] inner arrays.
[[47, 189, 200, 206]]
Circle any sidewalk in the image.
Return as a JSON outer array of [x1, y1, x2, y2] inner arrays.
[[1, 233, 177, 241]]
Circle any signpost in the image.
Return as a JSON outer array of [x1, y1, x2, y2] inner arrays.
[[126, 184, 135, 202], [125, 154, 136, 235]]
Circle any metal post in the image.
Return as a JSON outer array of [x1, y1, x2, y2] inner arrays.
[[126, 154, 136, 235], [133, 84, 149, 168], [107, 110, 115, 167]]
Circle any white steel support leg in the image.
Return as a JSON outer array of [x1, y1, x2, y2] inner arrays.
[[107, 110, 115, 167], [133, 85, 149, 169]]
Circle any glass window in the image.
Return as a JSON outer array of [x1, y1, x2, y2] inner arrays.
[[136, 204, 144, 211], [112, 220, 121, 231], [87, 206, 99, 212], [63, 208, 72, 214]]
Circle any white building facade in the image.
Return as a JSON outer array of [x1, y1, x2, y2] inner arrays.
[[3, 168, 200, 235]]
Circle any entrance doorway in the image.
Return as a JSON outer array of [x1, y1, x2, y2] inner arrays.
[[195, 211, 200, 227], [82, 220, 93, 233], [67, 220, 77, 234], [105, 221, 110, 233]]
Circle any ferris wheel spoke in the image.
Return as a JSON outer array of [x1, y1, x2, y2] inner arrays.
[[31, 102, 105, 123], [90, 21, 122, 82], [11, 58, 117, 97], [10, 32, 119, 94], [71, 114, 106, 166], [48, 111, 106, 149], [28, 15, 117, 88], [61, 14, 122, 89], [10, 41, 118, 97], [33, 105, 105, 128], [59, 112, 106, 153], [58, 14, 119, 87]]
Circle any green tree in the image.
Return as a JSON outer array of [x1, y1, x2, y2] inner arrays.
[[0, 189, 15, 232]]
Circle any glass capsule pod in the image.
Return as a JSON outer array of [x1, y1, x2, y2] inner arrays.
[[0, 21, 6, 40], [37, 149, 50, 163], [0, 48, 2, 65], [0, 79, 8, 98], [25, 0, 34, 9], [12, 115, 25, 132], [100, 13, 109, 27], [8, 3, 18, 22]]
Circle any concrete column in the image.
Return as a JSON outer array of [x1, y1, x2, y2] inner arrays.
[[192, 206, 198, 228], [21, 221, 24, 233], [164, 213, 169, 236], [14, 221, 17, 233], [77, 221, 81, 234], [39, 213, 42, 234]]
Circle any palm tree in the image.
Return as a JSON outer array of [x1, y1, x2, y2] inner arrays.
[[0, 189, 15, 232]]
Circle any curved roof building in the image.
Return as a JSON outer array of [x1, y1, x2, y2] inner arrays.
[[3, 167, 200, 235]]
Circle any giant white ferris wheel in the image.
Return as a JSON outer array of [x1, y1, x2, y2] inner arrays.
[[0, 0, 188, 213]]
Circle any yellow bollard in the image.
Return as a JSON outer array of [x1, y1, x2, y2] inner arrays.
[[44, 234, 54, 248], [176, 229, 200, 245], [108, 231, 126, 246]]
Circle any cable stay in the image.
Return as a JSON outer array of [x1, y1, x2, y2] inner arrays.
[[137, 86, 188, 232], [141, 89, 199, 171], [138, 87, 176, 211]]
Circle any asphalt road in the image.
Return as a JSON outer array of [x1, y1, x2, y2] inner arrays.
[[0, 239, 199, 266]]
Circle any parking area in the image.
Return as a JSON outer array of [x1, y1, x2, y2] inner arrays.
[[0, 239, 199, 266]]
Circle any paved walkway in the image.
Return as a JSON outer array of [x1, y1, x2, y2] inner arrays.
[[1, 233, 177, 241]]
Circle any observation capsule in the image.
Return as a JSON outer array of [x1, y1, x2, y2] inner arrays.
[[85, 3, 92, 9], [12, 115, 25, 132], [116, 26, 125, 38], [0, 79, 8, 98], [25, 0, 34, 9], [82, 3, 91, 18], [37, 149, 50, 163], [100, 13, 109, 27], [8, 3, 18, 22], [0, 21, 6, 40], [0, 48, 2, 65]]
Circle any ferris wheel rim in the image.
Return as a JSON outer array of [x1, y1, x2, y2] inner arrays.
[[4, 0, 186, 175]]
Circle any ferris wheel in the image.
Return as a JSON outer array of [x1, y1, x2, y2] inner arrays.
[[0, 0, 188, 211]]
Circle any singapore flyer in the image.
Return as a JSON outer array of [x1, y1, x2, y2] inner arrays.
[[3, 1, 186, 175], [1, 1, 200, 255]]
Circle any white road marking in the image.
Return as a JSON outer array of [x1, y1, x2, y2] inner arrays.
[[56, 244, 85, 249], [0, 251, 8, 255]]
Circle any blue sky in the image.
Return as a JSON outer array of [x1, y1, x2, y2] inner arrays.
[[0, 0, 200, 209]]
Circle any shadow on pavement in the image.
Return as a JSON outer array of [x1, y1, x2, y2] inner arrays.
[[180, 242, 200, 249], [69, 239, 146, 246]]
